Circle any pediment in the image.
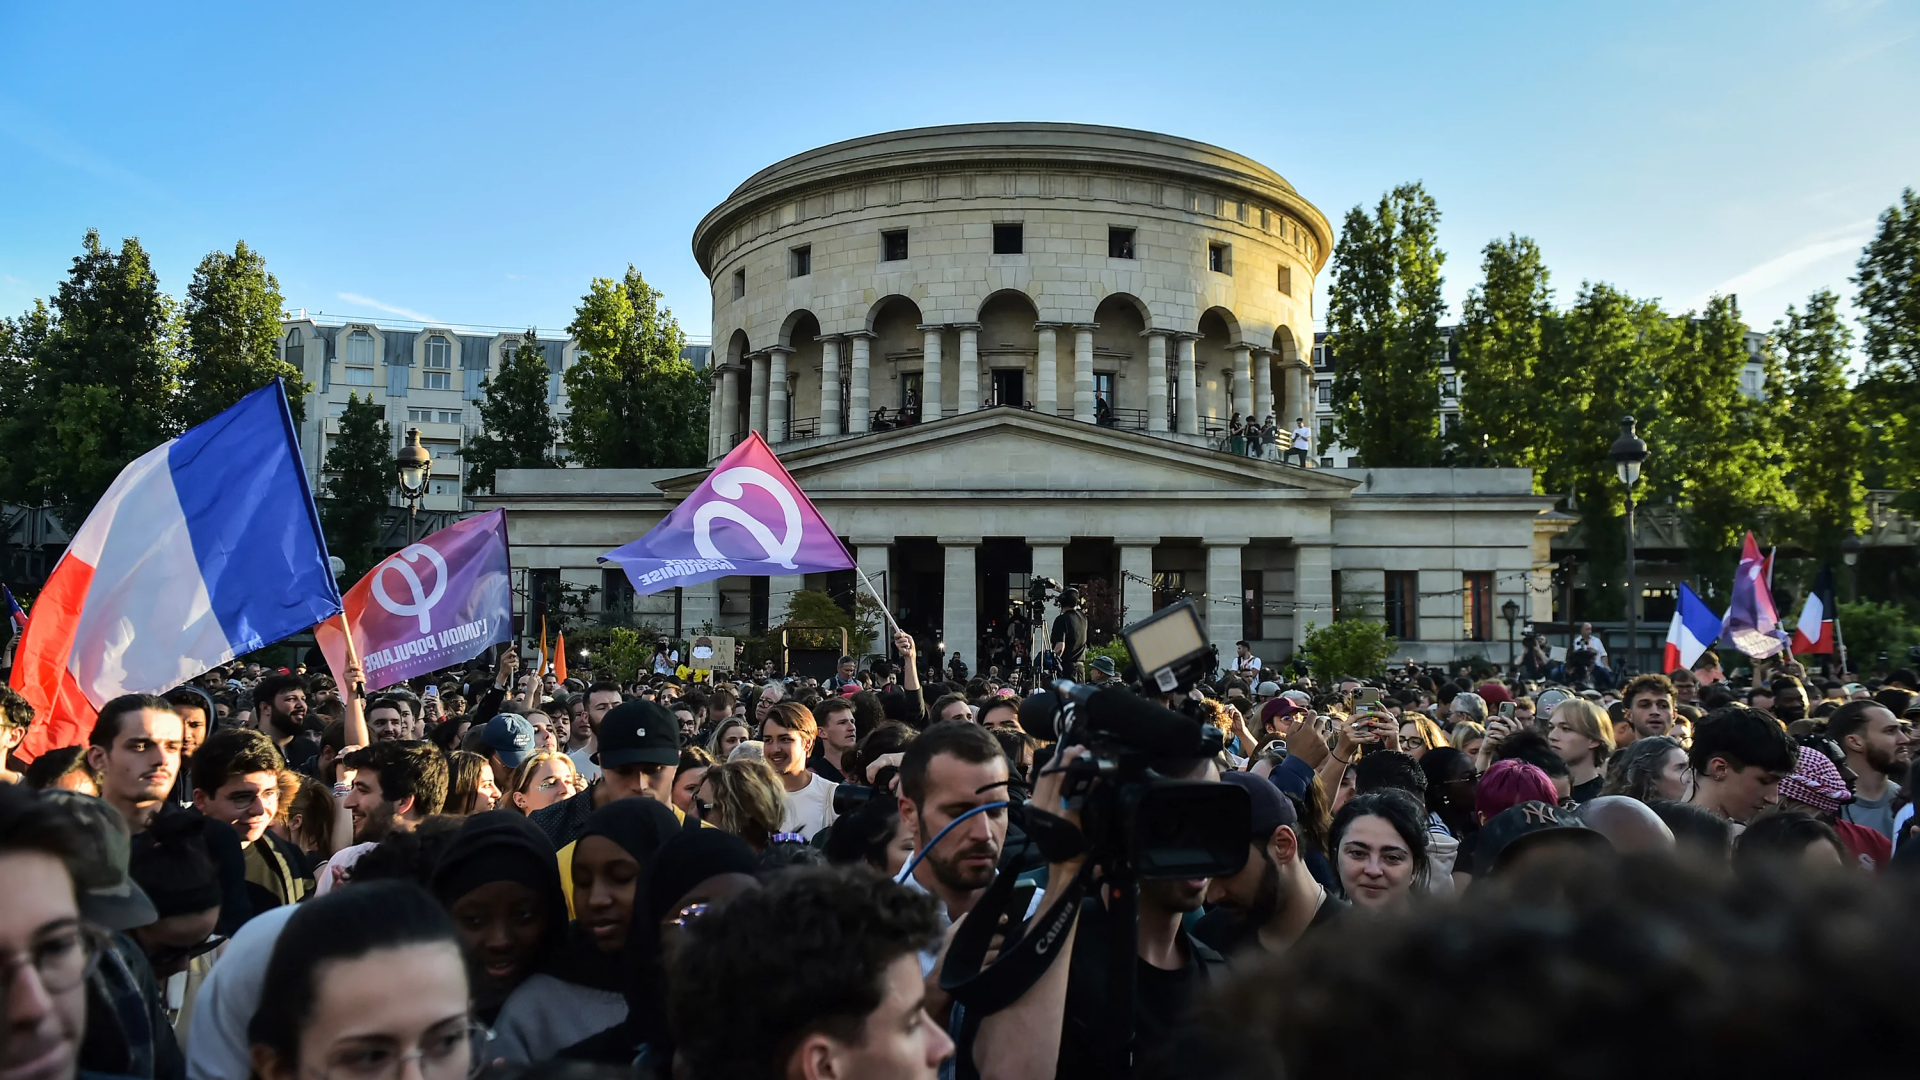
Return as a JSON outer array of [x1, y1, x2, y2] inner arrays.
[[657, 410, 1357, 498]]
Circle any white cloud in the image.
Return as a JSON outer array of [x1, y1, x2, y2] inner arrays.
[[1699, 223, 1876, 307], [336, 293, 441, 324]]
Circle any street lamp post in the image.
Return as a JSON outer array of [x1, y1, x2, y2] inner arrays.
[[1841, 529, 1863, 603], [396, 428, 434, 545], [1501, 597, 1521, 672], [1609, 416, 1649, 678]]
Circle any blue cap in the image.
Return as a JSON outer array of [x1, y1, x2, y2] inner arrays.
[[482, 713, 535, 768]]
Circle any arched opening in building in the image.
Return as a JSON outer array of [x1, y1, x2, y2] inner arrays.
[[780, 310, 821, 441], [1196, 307, 1240, 434], [868, 295, 924, 424], [1093, 294, 1149, 429], [976, 290, 1039, 410]]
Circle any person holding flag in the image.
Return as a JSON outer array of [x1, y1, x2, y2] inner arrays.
[[1724, 532, 1790, 662], [1790, 565, 1841, 668], [1662, 584, 1723, 676]]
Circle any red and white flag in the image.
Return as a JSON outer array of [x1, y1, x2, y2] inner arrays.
[[1790, 565, 1837, 655]]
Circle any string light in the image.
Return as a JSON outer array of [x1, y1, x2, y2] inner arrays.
[[1115, 567, 1543, 613]]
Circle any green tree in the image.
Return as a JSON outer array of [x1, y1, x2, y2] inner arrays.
[[321, 393, 391, 578], [1775, 290, 1866, 559], [1300, 618, 1397, 683], [564, 267, 706, 469], [465, 330, 562, 494], [1326, 183, 1447, 467], [1835, 601, 1920, 672], [1659, 295, 1789, 584], [1451, 235, 1554, 474], [2, 231, 183, 528], [1538, 283, 1679, 619], [180, 241, 308, 427], [1853, 187, 1920, 509]]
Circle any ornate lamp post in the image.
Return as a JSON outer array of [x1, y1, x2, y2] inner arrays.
[[396, 428, 434, 545], [1609, 416, 1649, 678], [1501, 597, 1521, 671]]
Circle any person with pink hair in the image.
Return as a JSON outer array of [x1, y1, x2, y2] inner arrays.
[[1453, 758, 1560, 889]]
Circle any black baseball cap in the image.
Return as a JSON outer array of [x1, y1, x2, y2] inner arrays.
[[1473, 800, 1611, 877], [1220, 771, 1297, 841], [594, 700, 681, 768]]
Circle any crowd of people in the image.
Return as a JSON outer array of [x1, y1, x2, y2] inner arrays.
[[5, 625, 1920, 1080]]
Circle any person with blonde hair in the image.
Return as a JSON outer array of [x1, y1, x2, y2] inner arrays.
[[1546, 697, 1616, 803], [1397, 714, 1450, 761], [696, 758, 788, 853], [505, 750, 577, 815], [707, 716, 752, 760]]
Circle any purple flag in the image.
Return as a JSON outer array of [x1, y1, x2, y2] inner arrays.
[[602, 432, 853, 596], [315, 509, 514, 691], [1724, 531, 1788, 660]]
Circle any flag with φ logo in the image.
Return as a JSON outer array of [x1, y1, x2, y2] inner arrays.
[[315, 509, 513, 691], [601, 432, 853, 596]]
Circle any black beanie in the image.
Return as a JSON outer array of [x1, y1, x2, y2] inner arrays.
[[129, 811, 224, 918]]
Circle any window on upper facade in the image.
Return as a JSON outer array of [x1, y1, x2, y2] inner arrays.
[[790, 246, 811, 277], [732, 269, 746, 299], [1108, 227, 1135, 259], [1317, 383, 1332, 405], [1442, 375, 1458, 398], [1209, 243, 1231, 274], [993, 224, 1023, 255], [1385, 571, 1419, 640], [1464, 572, 1493, 641], [883, 230, 909, 261], [1277, 265, 1293, 296], [423, 335, 452, 389], [343, 331, 375, 385], [284, 328, 304, 370]]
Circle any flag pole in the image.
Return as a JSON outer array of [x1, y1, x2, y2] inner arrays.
[[335, 610, 369, 749], [855, 567, 901, 644]]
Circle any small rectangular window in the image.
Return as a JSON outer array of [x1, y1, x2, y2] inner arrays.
[[423, 371, 451, 390], [1385, 571, 1420, 640], [1317, 383, 1331, 405], [790, 246, 811, 278], [1209, 243, 1231, 274], [1464, 572, 1493, 641], [993, 224, 1023, 255], [1277, 265, 1292, 296], [732, 269, 746, 299], [1108, 227, 1135, 259], [882, 230, 909, 261]]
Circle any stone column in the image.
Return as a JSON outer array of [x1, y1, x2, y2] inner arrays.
[[1293, 543, 1335, 660], [719, 363, 740, 454], [1294, 362, 1315, 432], [940, 538, 978, 668], [1175, 334, 1198, 435], [681, 578, 722, 633], [1144, 332, 1169, 433], [1204, 538, 1248, 666], [919, 325, 943, 421], [1072, 325, 1096, 423], [766, 346, 792, 442], [854, 541, 892, 638], [706, 370, 723, 458], [820, 336, 843, 437], [748, 352, 769, 436], [956, 324, 980, 413], [1231, 345, 1253, 420], [848, 332, 873, 434], [1029, 538, 1067, 595], [1117, 539, 1156, 625], [769, 574, 805, 626], [1252, 348, 1274, 425], [1035, 323, 1059, 416]]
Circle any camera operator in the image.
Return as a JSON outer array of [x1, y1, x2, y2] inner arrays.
[[1050, 589, 1089, 680]]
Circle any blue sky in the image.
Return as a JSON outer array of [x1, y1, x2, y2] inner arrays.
[[2, 1, 1914, 346]]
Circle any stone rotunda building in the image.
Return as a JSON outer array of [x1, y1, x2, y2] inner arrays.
[[483, 124, 1557, 670]]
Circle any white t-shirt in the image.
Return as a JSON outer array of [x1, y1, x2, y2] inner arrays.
[[1237, 654, 1263, 676], [1574, 634, 1609, 659], [780, 771, 839, 838], [567, 744, 601, 783], [1291, 425, 1312, 450]]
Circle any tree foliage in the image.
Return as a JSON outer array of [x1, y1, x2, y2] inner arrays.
[[565, 267, 706, 469], [1451, 235, 1554, 473], [1326, 182, 1447, 467], [321, 393, 391, 578], [180, 240, 307, 427], [465, 330, 562, 494], [1854, 188, 1920, 511], [1300, 618, 1398, 683], [1774, 290, 1866, 559]]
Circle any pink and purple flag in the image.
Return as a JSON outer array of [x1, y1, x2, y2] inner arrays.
[[602, 432, 853, 596], [315, 509, 513, 692], [1725, 532, 1789, 659]]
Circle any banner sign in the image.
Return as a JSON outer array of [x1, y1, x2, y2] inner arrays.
[[600, 432, 854, 596], [316, 509, 513, 691]]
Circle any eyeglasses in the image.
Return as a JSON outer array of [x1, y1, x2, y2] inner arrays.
[[694, 799, 715, 818], [318, 1018, 492, 1080], [2, 923, 104, 1011]]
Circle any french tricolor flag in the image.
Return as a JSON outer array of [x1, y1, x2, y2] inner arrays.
[[8, 383, 342, 760], [1790, 564, 1837, 655], [1662, 582, 1722, 674]]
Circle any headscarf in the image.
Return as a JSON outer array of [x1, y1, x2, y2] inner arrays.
[[429, 811, 570, 955], [552, 798, 686, 991]]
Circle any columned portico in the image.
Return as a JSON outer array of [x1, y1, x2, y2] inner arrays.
[[766, 346, 792, 441], [1144, 332, 1169, 433], [1292, 541, 1334, 649], [1072, 325, 1097, 423], [956, 324, 980, 413], [848, 332, 874, 434], [719, 363, 741, 450], [1252, 348, 1274, 425], [1231, 345, 1253, 420], [820, 335, 843, 436], [1035, 323, 1060, 417], [1175, 334, 1199, 435], [940, 537, 978, 667], [919, 325, 944, 421], [706, 369, 723, 457], [1204, 537, 1247, 662], [748, 352, 769, 435]]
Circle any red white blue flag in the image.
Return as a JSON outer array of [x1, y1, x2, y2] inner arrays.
[[2, 585, 24, 636], [601, 432, 853, 596], [1789, 564, 1837, 655], [1661, 583, 1722, 673]]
